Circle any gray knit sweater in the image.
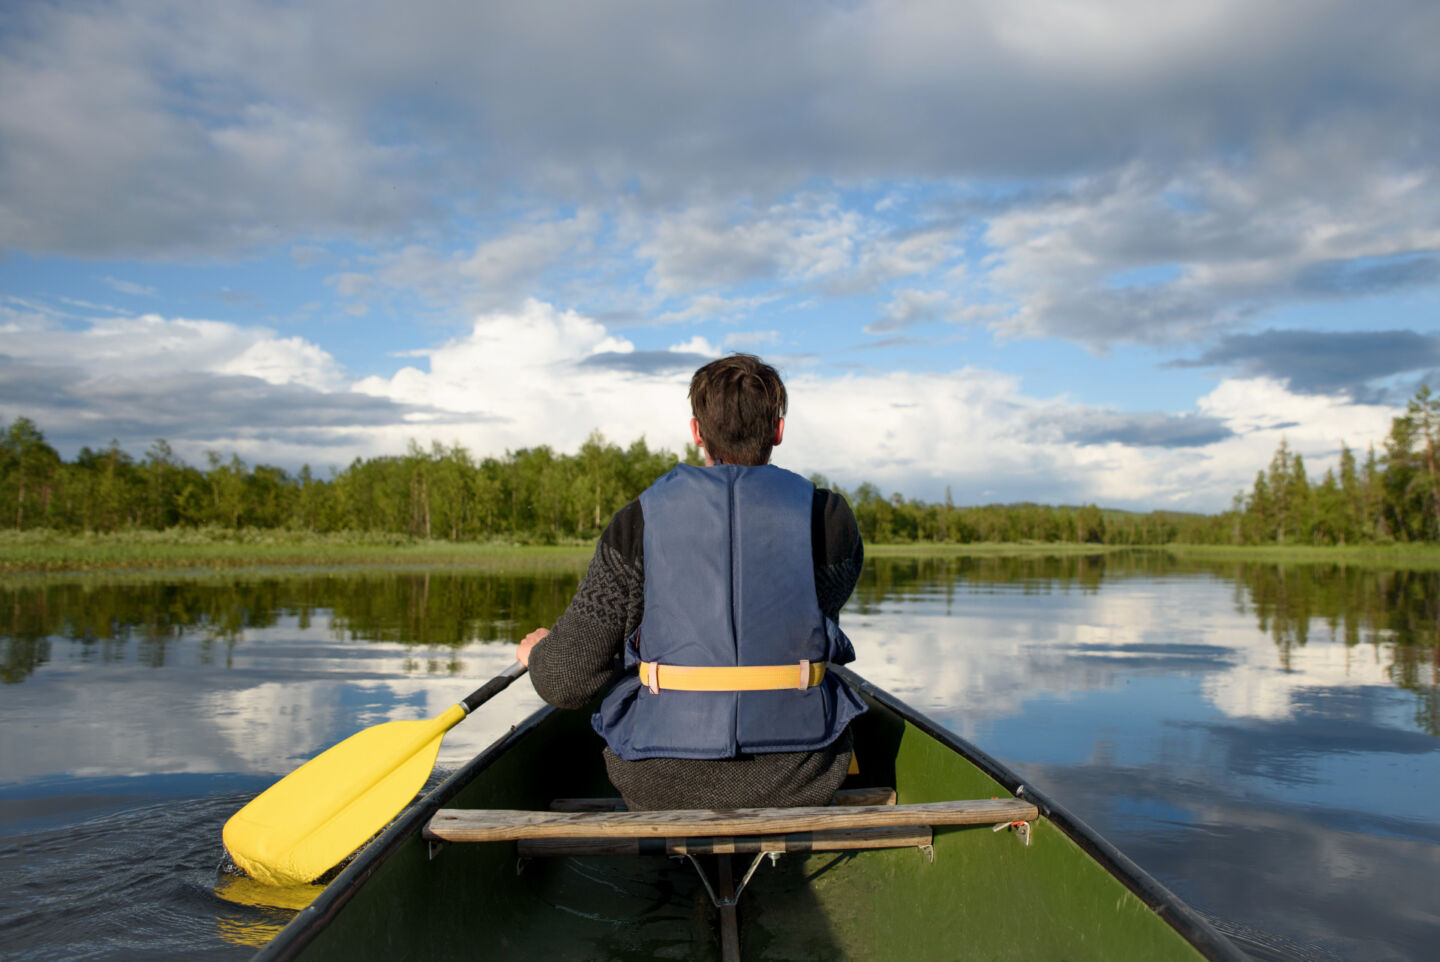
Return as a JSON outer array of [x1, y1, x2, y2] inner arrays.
[[527, 487, 864, 810]]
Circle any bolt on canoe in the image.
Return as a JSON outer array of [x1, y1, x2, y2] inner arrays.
[[249, 667, 1245, 961]]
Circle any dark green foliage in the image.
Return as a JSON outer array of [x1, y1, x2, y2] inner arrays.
[[0, 426, 697, 544], [3, 385, 1437, 545], [1227, 385, 1440, 546], [0, 569, 584, 683]]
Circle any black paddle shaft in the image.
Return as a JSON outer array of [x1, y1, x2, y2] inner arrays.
[[461, 662, 528, 714]]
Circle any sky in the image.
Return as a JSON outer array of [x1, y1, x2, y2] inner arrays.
[[2, 0, 1437, 512]]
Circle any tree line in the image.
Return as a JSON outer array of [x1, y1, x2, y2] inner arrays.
[[1229, 386, 1440, 545], [0, 425, 692, 543], [1, 385, 1436, 545]]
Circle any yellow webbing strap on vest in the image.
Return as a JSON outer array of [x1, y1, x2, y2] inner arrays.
[[638, 660, 827, 693]]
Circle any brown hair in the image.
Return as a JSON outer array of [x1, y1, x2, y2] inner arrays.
[[688, 354, 788, 466]]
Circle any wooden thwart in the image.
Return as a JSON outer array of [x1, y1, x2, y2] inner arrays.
[[425, 798, 1037, 844], [517, 825, 933, 858]]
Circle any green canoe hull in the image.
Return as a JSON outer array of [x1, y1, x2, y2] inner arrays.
[[254, 668, 1243, 961]]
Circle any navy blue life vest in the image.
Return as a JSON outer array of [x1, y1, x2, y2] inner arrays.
[[592, 462, 866, 761]]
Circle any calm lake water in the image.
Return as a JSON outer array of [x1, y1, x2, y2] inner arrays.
[[1, 554, 1437, 960]]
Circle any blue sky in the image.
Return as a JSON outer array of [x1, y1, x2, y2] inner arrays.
[[2, 0, 1437, 511]]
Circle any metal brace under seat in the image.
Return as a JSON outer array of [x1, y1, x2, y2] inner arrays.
[[460, 826, 951, 894], [992, 819, 1033, 846], [680, 852, 773, 908], [678, 839, 938, 909]]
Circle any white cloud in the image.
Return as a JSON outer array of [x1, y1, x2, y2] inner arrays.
[[351, 304, 1075, 491], [866, 289, 950, 334], [460, 211, 598, 290], [0, 299, 1409, 509], [2, 295, 92, 326], [669, 336, 719, 356], [654, 294, 777, 325], [1, 312, 342, 390], [826, 226, 959, 296], [782, 368, 1400, 509], [0, 309, 383, 466], [978, 154, 1440, 348], [641, 199, 864, 293], [352, 299, 684, 457], [723, 330, 781, 350], [101, 276, 156, 296], [981, 0, 1246, 67], [327, 272, 373, 298], [1195, 377, 1397, 478], [290, 244, 337, 269], [213, 335, 348, 391], [3, 0, 1435, 261], [57, 296, 133, 315], [0, 8, 421, 256], [638, 198, 965, 302], [322, 211, 606, 315], [0, 296, 1416, 509]]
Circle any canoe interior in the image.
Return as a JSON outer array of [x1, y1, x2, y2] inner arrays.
[[263, 684, 1216, 961]]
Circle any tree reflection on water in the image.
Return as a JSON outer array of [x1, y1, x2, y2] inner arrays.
[[2, 554, 1436, 732], [0, 568, 583, 683]]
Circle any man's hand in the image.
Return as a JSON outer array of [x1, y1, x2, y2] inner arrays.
[[516, 627, 549, 667]]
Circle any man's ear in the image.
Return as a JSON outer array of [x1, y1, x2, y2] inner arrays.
[[773, 418, 785, 447], [690, 417, 704, 449]]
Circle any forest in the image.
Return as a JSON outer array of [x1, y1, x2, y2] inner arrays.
[[2, 386, 1437, 546]]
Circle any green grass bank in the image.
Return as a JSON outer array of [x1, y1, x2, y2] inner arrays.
[[864, 542, 1130, 557], [6, 529, 1440, 576], [0, 529, 594, 575], [1156, 543, 1440, 569]]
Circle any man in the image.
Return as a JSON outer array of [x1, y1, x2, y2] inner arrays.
[[516, 354, 865, 810]]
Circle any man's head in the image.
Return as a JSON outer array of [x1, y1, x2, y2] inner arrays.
[[688, 354, 788, 466]]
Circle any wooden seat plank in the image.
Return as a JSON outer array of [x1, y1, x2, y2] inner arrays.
[[425, 798, 1036, 843], [517, 825, 933, 858]]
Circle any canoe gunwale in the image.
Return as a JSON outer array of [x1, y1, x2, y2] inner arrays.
[[250, 703, 561, 962], [831, 665, 1248, 962], [252, 669, 1247, 962]]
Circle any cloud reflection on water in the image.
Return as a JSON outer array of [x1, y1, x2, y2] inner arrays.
[[0, 615, 547, 782], [846, 567, 1428, 732]]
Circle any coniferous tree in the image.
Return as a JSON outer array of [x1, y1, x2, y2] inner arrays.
[[1338, 443, 1361, 543]]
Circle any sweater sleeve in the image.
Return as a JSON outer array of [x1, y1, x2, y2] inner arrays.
[[527, 500, 644, 710], [812, 488, 863, 621]]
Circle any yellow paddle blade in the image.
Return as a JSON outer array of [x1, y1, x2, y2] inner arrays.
[[224, 704, 465, 886]]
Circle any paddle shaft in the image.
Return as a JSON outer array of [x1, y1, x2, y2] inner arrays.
[[461, 661, 528, 714]]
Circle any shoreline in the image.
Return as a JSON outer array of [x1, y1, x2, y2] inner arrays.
[[4, 531, 1440, 576], [1155, 543, 1440, 568], [0, 532, 594, 576]]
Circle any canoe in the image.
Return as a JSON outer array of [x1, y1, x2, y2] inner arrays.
[[252, 666, 1245, 961]]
